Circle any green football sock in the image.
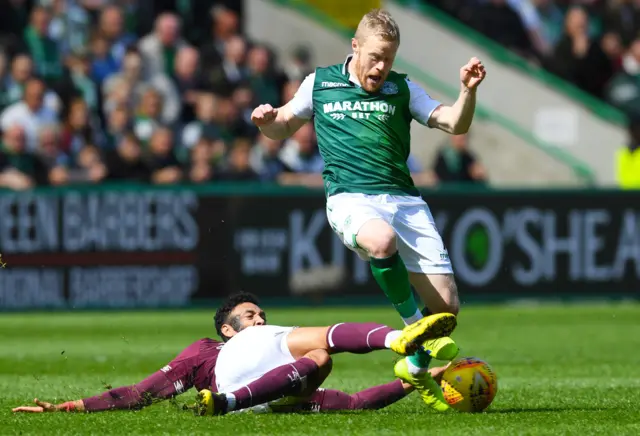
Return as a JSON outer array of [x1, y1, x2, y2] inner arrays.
[[369, 252, 421, 323], [407, 304, 433, 370]]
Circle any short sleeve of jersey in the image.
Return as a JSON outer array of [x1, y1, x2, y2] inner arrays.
[[288, 73, 315, 120], [406, 79, 441, 127]]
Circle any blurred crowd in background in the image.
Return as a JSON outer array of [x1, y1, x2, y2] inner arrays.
[[424, 0, 640, 120], [0, 0, 492, 190]]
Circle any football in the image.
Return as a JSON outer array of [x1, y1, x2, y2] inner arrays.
[[440, 357, 498, 413]]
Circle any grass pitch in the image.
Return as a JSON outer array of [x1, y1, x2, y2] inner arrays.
[[1, 303, 639, 435]]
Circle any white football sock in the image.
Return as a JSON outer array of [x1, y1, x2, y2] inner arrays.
[[406, 358, 429, 375], [402, 309, 423, 326], [225, 393, 237, 411], [384, 330, 402, 348]]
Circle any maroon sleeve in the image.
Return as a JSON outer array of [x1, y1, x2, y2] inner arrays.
[[82, 342, 202, 412]]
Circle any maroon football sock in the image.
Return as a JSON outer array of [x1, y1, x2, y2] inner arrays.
[[313, 380, 407, 411], [228, 357, 319, 411], [327, 322, 395, 354]]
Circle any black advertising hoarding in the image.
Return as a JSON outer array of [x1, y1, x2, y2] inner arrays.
[[219, 191, 640, 299], [1, 185, 639, 310], [0, 188, 213, 309]]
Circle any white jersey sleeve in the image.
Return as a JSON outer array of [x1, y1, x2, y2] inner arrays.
[[288, 73, 315, 120], [406, 79, 442, 127]]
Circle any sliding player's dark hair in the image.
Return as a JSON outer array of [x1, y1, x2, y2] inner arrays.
[[214, 292, 261, 341]]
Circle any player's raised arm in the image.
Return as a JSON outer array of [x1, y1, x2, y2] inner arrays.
[[251, 73, 315, 140], [425, 57, 486, 135]]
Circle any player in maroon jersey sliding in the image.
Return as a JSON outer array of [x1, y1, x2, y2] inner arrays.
[[12, 293, 455, 415]]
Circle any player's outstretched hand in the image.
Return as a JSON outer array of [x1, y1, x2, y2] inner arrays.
[[251, 104, 278, 127], [12, 398, 56, 413], [460, 57, 486, 90]]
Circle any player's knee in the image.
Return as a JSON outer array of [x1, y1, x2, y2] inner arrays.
[[357, 221, 396, 258], [304, 348, 332, 370]]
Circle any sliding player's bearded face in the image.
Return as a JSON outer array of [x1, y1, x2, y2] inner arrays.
[[220, 302, 267, 341], [351, 15, 399, 93]]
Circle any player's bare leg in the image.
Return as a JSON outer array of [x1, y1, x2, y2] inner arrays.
[[410, 273, 460, 316]]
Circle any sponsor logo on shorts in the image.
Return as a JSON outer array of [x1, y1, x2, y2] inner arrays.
[[440, 250, 450, 261], [160, 365, 172, 373]]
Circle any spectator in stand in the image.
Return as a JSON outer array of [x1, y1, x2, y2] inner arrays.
[[470, 0, 536, 59], [200, 5, 240, 71], [133, 87, 165, 145], [145, 126, 182, 185], [181, 92, 221, 156], [232, 81, 258, 138], [246, 45, 280, 108], [103, 47, 179, 125], [432, 133, 488, 185], [188, 137, 215, 184], [56, 49, 100, 114], [216, 137, 259, 181], [173, 46, 207, 124], [104, 103, 131, 150], [249, 133, 290, 182], [138, 13, 189, 79], [104, 131, 150, 182], [549, 6, 614, 98], [605, 37, 640, 118], [48, 0, 91, 58], [89, 34, 120, 86], [207, 35, 248, 88], [60, 97, 97, 157], [22, 5, 63, 84], [0, 124, 48, 189], [532, 0, 566, 50], [36, 123, 68, 186], [65, 144, 107, 184], [602, 0, 640, 47], [0, 54, 60, 114], [506, 0, 553, 57], [0, 76, 58, 152], [278, 123, 324, 188], [97, 4, 137, 69]]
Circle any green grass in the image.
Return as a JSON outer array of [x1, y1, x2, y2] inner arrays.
[[1, 304, 639, 435]]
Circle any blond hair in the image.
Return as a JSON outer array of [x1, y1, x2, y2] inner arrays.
[[355, 9, 400, 44]]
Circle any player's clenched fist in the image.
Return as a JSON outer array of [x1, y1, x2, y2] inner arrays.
[[251, 104, 278, 127], [460, 57, 486, 90]]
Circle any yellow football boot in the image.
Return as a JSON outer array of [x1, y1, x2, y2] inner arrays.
[[394, 358, 452, 412], [389, 313, 457, 356], [421, 336, 459, 361]]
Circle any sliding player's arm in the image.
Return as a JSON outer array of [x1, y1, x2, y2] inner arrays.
[[412, 57, 486, 135], [12, 362, 194, 413], [251, 73, 315, 140]]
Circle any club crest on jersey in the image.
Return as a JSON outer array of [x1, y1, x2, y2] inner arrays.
[[380, 81, 398, 95]]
